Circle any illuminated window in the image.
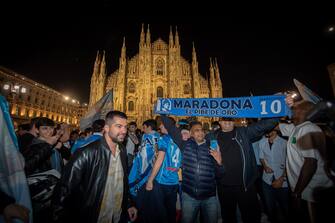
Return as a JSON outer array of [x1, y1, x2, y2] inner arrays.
[[156, 59, 164, 75], [157, 87, 163, 98], [129, 83, 135, 93], [128, 101, 134, 111], [184, 84, 191, 94]]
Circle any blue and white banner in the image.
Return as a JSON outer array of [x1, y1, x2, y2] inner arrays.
[[155, 95, 291, 118], [0, 95, 33, 223]]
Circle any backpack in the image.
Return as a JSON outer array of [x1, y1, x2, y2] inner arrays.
[[27, 169, 60, 213]]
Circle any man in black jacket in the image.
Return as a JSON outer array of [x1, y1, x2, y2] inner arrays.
[[214, 117, 279, 223], [23, 117, 61, 175], [52, 111, 137, 223], [161, 115, 223, 223]]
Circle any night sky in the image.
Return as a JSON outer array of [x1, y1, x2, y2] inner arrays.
[[1, 6, 334, 103]]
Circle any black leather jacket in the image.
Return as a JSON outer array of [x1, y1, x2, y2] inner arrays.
[[52, 137, 133, 223], [23, 138, 53, 175]]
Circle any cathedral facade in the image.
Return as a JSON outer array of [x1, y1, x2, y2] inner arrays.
[[89, 25, 223, 126]]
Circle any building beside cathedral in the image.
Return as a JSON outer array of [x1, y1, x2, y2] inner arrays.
[[89, 24, 223, 126], [0, 66, 87, 128]]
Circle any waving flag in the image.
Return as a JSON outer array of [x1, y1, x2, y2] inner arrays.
[[80, 90, 113, 131], [294, 79, 322, 104], [0, 95, 32, 223]]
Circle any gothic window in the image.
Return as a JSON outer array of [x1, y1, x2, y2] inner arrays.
[[156, 59, 164, 75], [157, 87, 163, 98], [129, 83, 135, 93], [128, 101, 134, 112], [184, 84, 191, 94]]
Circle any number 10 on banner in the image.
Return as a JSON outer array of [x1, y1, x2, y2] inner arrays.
[[260, 100, 282, 115]]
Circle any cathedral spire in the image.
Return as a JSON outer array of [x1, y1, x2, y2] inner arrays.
[[121, 37, 126, 59], [93, 50, 100, 75], [214, 58, 220, 81], [100, 51, 105, 69], [140, 23, 145, 46], [192, 42, 197, 64], [120, 37, 127, 69], [100, 50, 106, 79], [209, 58, 215, 82], [169, 26, 174, 47], [146, 24, 151, 46], [175, 26, 180, 47], [209, 58, 216, 97]]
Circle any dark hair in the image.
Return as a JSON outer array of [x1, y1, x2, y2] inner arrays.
[[219, 117, 234, 121], [180, 125, 190, 131], [189, 121, 202, 129], [211, 121, 220, 127], [92, 119, 105, 132], [129, 121, 137, 127], [18, 123, 31, 131], [29, 117, 39, 130], [70, 130, 79, 136], [35, 117, 55, 128], [168, 117, 176, 125], [84, 127, 93, 134], [143, 119, 157, 131], [105, 111, 127, 123]]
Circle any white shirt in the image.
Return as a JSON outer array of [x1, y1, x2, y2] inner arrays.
[[98, 145, 124, 223], [259, 136, 288, 187], [279, 121, 333, 202], [126, 133, 138, 155]]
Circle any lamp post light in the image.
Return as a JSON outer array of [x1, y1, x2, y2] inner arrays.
[[2, 82, 27, 117]]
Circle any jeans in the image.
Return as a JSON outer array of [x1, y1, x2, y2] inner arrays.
[[135, 181, 178, 223], [262, 181, 289, 223], [181, 192, 218, 223], [217, 184, 261, 223]]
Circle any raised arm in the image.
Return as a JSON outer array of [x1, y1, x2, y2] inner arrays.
[[161, 115, 185, 150]]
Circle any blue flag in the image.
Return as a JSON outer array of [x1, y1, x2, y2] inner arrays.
[[0, 95, 33, 223], [155, 95, 290, 118]]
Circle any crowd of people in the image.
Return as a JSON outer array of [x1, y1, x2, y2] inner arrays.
[[1, 95, 335, 223]]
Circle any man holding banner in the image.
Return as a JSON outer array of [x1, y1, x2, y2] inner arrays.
[[155, 94, 292, 223], [161, 115, 224, 223], [214, 116, 280, 223]]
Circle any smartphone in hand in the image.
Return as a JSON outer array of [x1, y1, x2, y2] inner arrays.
[[210, 139, 218, 150]]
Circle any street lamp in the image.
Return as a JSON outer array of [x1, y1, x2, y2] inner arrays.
[[2, 82, 28, 117], [2, 83, 27, 97]]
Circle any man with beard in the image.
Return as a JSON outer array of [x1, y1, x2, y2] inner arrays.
[[52, 111, 137, 223]]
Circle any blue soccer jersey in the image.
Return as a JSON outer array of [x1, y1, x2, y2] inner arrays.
[[156, 134, 182, 185], [128, 131, 160, 196]]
